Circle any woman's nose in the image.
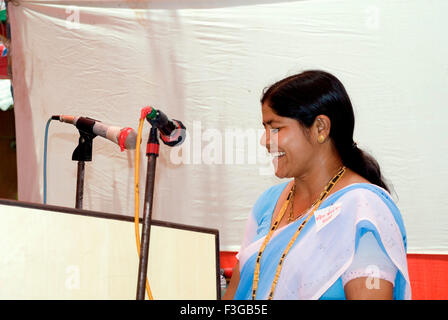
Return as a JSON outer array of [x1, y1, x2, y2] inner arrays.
[[260, 129, 276, 152], [260, 130, 268, 148]]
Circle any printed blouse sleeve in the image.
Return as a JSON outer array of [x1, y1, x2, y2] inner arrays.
[[341, 231, 398, 287], [337, 186, 411, 299]]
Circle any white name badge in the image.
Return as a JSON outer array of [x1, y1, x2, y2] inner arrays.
[[314, 203, 342, 231]]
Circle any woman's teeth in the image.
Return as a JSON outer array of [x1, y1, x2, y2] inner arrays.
[[271, 152, 286, 158]]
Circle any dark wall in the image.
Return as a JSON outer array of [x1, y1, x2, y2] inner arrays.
[[0, 108, 17, 199]]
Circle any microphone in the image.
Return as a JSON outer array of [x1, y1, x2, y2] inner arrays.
[[145, 107, 186, 147], [53, 115, 137, 151]]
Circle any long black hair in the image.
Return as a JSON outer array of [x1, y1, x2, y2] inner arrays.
[[261, 70, 390, 193]]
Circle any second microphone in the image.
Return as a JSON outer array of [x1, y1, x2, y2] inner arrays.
[[54, 115, 138, 151]]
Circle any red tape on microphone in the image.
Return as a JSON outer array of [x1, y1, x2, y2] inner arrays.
[[140, 106, 155, 120], [118, 127, 133, 152], [160, 119, 182, 144]]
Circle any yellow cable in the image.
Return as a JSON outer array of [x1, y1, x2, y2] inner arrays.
[[134, 117, 154, 300]]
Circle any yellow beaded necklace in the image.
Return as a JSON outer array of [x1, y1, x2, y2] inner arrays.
[[251, 166, 346, 300]]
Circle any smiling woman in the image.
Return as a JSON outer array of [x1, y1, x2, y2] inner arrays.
[[261, 104, 319, 180], [223, 70, 411, 300], [261, 70, 390, 192]]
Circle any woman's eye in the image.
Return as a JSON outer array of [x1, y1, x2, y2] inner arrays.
[[270, 128, 280, 133]]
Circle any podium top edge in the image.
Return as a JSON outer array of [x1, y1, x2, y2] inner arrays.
[[0, 198, 219, 236]]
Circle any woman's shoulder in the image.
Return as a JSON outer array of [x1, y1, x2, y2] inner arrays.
[[325, 182, 396, 217], [332, 182, 394, 206], [329, 169, 393, 207], [327, 182, 406, 238]]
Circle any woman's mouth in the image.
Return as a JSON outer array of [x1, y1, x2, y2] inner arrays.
[[270, 151, 286, 159]]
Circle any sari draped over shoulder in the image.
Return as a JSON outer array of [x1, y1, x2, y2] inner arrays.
[[234, 182, 411, 300]]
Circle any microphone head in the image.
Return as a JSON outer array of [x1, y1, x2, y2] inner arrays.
[[123, 128, 138, 150], [159, 120, 186, 147], [59, 115, 78, 124]]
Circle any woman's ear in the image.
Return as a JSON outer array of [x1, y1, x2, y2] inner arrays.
[[313, 115, 331, 144]]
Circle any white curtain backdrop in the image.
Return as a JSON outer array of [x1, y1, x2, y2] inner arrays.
[[9, 0, 448, 252]]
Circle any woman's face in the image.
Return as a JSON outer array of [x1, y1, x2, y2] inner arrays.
[[261, 103, 317, 178]]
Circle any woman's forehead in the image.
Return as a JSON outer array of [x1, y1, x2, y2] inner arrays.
[[261, 104, 289, 126]]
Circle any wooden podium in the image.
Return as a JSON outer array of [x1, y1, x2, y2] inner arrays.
[[0, 199, 220, 300]]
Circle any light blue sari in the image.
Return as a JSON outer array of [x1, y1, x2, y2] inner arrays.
[[234, 182, 411, 300]]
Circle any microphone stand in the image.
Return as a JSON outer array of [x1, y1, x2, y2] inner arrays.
[[136, 127, 159, 300], [71, 129, 96, 209]]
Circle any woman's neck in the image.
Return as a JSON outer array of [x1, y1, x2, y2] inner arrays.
[[293, 155, 344, 205]]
